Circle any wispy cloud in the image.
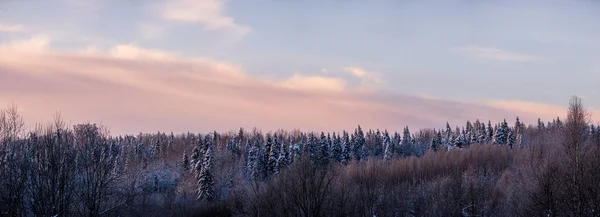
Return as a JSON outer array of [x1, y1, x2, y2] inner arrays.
[[0, 23, 24, 32], [138, 23, 167, 40], [161, 0, 250, 36], [342, 67, 384, 90], [459, 45, 542, 62], [0, 36, 565, 134]]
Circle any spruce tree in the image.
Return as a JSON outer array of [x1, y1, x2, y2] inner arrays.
[[319, 132, 330, 166], [507, 129, 515, 149], [246, 139, 260, 180], [191, 146, 200, 168], [341, 131, 351, 165], [182, 150, 190, 172], [278, 141, 291, 171], [268, 134, 281, 175], [332, 132, 343, 162], [383, 130, 393, 161], [486, 121, 494, 143], [353, 126, 366, 162], [197, 145, 214, 201]]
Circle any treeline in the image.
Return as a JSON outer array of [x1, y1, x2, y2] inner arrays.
[[0, 97, 599, 216]]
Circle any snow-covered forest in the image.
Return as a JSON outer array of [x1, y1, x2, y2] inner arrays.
[[1, 96, 599, 216]]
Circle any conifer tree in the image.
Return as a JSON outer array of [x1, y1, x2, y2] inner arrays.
[[319, 132, 330, 166], [383, 130, 393, 161], [353, 126, 366, 162], [332, 132, 343, 162], [341, 131, 351, 165], [182, 150, 190, 172], [507, 129, 515, 149], [486, 121, 494, 143], [191, 146, 200, 168], [246, 139, 260, 180], [268, 134, 281, 175], [197, 145, 214, 201], [278, 141, 291, 170], [431, 131, 442, 152]]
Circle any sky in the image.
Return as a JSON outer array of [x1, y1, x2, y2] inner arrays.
[[1, 0, 600, 135]]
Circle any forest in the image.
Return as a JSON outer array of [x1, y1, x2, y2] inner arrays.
[[0, 96, 599, 217]]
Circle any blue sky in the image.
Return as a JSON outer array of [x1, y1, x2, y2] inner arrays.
[[1, 0, 600, 134]]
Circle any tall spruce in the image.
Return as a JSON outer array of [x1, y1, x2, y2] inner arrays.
[[197, 145, 214, 201]]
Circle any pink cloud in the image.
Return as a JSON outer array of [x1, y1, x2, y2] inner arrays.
[[0, 37, 581, 134]]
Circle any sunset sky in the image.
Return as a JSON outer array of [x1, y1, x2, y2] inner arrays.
[[1, 0, 600, 134]]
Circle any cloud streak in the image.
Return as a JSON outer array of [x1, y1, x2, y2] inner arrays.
[[161, 0, 250, 36], [459, 45, 542, 62], [0, 36, 581, 134], [0, 23, 24, 32]]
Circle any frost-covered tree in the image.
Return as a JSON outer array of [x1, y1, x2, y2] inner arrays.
[[182, 150, 190, 172], [486, 121, 494, 143], [537, 118, 545, 131], [493, 120, 509, 145], [268, 134, 281, 175], [341, 131, 351, 165], [197, 145, 214, 201], [332, 132, 342, 162], [152, 133, 161, 160], [191, 145, 201, 168], [383, 130, 393, 161], [477, 122, 487, 144], [278, 141, 291, 170], [431, 130, 442, 152], [353, 126, 366, 162], [401, 126, 413, 156], [318, 132, 330, 166], [246, 139, 260, 180], [507, 129, 515, 149], [454, 128, 466, 148]]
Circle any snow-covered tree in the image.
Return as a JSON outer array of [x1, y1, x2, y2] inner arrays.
[[493, 120, 509, 145], [341, 131, 351, 165], [486, 121, 494, 143], [278, 140, 291, 170], [197, 145, 214, 201], [431, 131, 442, 152], [268, 134, 281, 175], [191, 146, 201, 168], [383, 130, 393, 161], [332, 132, 342, 162], [507, 129, 515, 149], [246, 139, 260, 180], [318, 132, 330, 166], [182, 150, 190, 172], [353, 126, 366, 162]]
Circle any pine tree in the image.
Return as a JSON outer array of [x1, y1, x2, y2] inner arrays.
[[278, 141, 291, 170], [341, 131, 351, 165], [507, 129, 515, 149], [402, 126, 412, 156], [182, 150, 190, 172], [268, 134, 281, 175], [353, 126, 366, 162], [246, 139, 260, 180], [332, 132, 343, 162], [191, 145, 201, 168], [197, 145, 214, 201], [537, 118, 545, 131], [493, 120, 509, 145], [318, 132, 330, 166], [454, 128, 466, 148], [383, 130, 393, 161], [486, 121, 494, 143], [431, 131, 442, 152], [308, 133, 318, 163]]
